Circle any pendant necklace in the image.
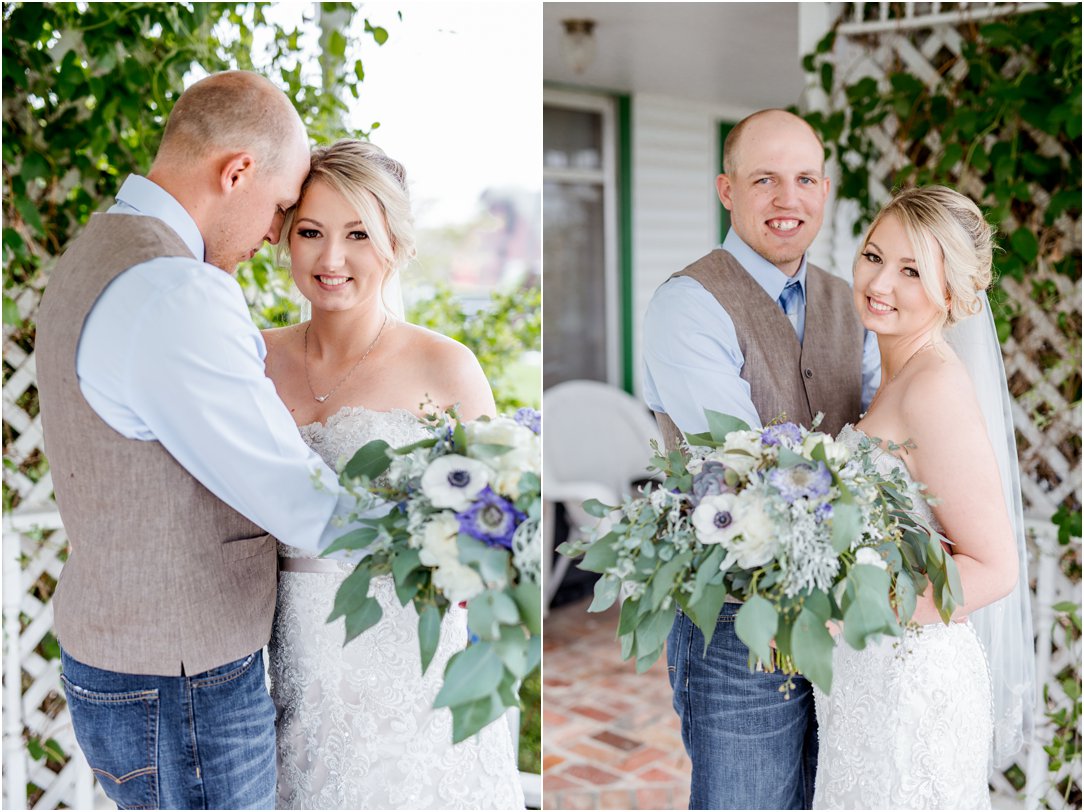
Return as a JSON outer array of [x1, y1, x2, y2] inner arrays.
[[866, 339, 938, 413], [304, 314, 388, 403]]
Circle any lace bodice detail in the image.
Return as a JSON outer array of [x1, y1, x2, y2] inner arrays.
[[812, 424, 991, 809], [279, 407, 428, 562], [299, 405, 427, 471], [268, 406, 524, 810]]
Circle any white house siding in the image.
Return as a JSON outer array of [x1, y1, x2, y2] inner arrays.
[[629, 94, 721, 395]]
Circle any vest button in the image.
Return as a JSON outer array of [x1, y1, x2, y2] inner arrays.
[[804, 368, 814, 379]]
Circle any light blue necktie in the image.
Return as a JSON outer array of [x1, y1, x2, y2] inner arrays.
[[778, 280, 803, 343]]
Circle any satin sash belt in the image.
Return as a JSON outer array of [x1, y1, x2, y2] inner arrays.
[[278, 556, 344, 574]]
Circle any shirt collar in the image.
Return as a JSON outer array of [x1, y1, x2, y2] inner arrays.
[[721, 229, 808, 301], [111, 175, 205, 261]]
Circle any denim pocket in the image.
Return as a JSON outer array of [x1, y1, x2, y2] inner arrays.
[[60, 676, 158, 810]]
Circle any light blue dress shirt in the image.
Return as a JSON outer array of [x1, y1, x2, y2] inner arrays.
[[643, 230, 881, 434], [76, 175, 363, 559]]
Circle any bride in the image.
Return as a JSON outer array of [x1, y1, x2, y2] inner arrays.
[[813, 186, 1034, 809], [261, 140, 525, 809]]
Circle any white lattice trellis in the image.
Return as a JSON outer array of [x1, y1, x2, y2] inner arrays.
[[809, 2, 1083, 808]]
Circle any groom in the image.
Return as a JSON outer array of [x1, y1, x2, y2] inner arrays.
[[36, 71, 364, 809], [643, 109, 879, 809]]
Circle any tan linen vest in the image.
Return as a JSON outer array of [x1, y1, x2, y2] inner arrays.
[[36, 214, 277, 676], [654, 249, 863, 451]]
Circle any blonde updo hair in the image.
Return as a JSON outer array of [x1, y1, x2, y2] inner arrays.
[[281, 139, 416, 283], [857, 185, 995, 332]]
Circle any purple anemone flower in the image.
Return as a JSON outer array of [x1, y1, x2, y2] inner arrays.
[[457, 486, 526, 549]]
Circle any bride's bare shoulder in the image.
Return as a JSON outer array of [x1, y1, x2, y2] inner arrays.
[[388, 322, 494, 418], [899, 348, 985, 445]]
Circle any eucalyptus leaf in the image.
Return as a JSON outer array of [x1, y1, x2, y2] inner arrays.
[[830, 501, 862, 552], [511, 580, 542, 635], [705, 409, 751, 441], [449, 691, 505, 744], [685, 581, 731, 652], [791, 605, 835, 694], [327, 566, 372, 621], [588, 575, 621, 613], [342, 439, 392, 480], [343, 599, 383, 645], [734, 595, 778, 664], [433, 644, 503, 708], [579, 535, 620, 573], [634, 606, 676, 658], [417, 604, 441, 675]]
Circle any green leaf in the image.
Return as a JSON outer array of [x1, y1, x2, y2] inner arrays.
[[365, 19, 390, 45], [689, 545, 726, 604], [1010, 228, 1039, 265], [417, 604, 441, 674], [321, 525, 380, 556], [391, 547, 422, 587], [685, 581, 730, 652], [343, 598, 383, 644], [327, 565, 372, 621], [634, 606, 676, 658], [327, 29, 347, 58], [457, 535, 510, 585], [791, 605, 835, 693], [14, 196, 44, 236], [449, 691, 505, 743], [581, 498, 615, 518], [830, 501, 861, 552], [649, 551, 692, 611], [734, 594, 778, 664], [803, 589, 832, 623], [578, 535, 620, 573], [705, 409, 751, 441], [588, 574, 621, 613], [841, 566, 894, 650], [433, 643, 504, 708], [3, 294, 21, 327], [894, 570, 917, 623], [468, 590, 520, 640], [617, 596, 641, 638], [511, 580, 542, 635], [342, 439, 391, 480], [493, 624, 531, 677]]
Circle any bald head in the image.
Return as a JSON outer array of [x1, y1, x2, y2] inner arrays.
[[723, 109, 824, 176], [153, 70, 306, 176]]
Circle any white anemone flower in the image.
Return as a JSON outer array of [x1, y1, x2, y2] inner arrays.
[[420, 455, 491, 511]]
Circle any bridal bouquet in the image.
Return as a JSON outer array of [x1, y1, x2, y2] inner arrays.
[[558, 410, 962, 695], [324, 407, 541, 742]]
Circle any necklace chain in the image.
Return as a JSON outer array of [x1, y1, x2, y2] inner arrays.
[[304, 315, 388, 403], [867, 340, 938, 412]]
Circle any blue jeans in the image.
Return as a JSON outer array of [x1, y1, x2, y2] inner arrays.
[[60, 648, 276, 810], [668, 605, 818, 810]]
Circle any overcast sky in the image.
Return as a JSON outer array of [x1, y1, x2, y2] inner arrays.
[[262, 2, 542, 228]]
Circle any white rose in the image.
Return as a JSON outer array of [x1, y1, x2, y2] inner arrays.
[[802, 433, 850, 468], [466, 417, 540, 475], [685, 456, 705, 476], [720, 430, 763, 477], [720, 495, 781, 571], [854, 546, 888, 571], [417, 513, 461, 564], [692, 493, 740, 545], [432, 559, 485, 603], [420, 455, 491, 511]]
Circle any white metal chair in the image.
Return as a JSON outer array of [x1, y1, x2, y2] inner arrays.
[[542, 380, 662, 612]]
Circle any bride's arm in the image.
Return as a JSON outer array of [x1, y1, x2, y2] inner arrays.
[[899, 366, 1019, 625]]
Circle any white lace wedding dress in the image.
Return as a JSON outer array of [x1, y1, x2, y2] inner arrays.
[[812, 425, 993, 810], [267, 406, 525, 810]]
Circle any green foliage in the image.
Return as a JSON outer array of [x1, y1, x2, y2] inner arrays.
[[801, 5, 1081, 382], [802, 6, 1081, 794], [517, 665, 541, 773], [407, 284, 542, 412]]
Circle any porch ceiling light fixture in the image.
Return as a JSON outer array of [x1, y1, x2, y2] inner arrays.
[[561, 18, 597, 74]]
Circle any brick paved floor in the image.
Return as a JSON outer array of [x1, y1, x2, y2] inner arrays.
[[543, 596, 691, 810]]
